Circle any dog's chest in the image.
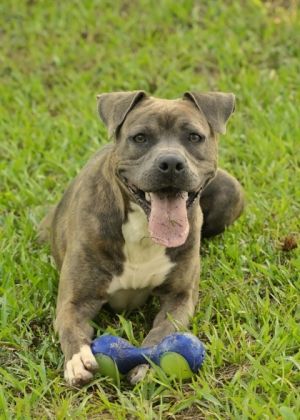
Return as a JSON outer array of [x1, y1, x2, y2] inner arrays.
[[107, 203, 175, 297]]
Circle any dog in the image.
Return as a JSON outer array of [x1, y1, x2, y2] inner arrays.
[[39, 90, 244, 386]]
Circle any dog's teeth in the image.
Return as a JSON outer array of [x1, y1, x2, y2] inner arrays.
[[145, 193, 151, 202]]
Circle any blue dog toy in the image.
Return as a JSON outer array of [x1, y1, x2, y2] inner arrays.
[[91, 332, 205, 381]]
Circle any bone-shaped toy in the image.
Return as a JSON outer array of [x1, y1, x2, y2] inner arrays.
[[91, 332, 205, 381]]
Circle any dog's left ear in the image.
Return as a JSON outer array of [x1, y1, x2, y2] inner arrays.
[[183, 92, 235, 134], [97, 91, 147, 137]]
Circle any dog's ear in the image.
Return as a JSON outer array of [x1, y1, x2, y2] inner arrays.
[[183, 92, 235, 134], [97, 91, 147, 137]]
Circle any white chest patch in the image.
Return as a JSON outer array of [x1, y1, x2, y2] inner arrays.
[[107, 203, 175, 296]]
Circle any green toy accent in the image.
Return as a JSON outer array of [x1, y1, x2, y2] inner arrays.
[[160, 352, 194, 379], [95, 354, 122, 384]]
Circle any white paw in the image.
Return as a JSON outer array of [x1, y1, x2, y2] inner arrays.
[[128, 364, 149, 385], [64, 345, 98, 386]]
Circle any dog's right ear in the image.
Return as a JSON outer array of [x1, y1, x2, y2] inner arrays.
[[97, 91, 147, 138]]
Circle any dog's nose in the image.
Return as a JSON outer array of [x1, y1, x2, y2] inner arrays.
[[157, 154, 186, 175]]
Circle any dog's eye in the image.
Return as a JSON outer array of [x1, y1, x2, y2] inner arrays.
[[132, 134, 147, 144], [189, 133, 206, 143]]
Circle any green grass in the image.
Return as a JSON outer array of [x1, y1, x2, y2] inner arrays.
[[0, 0, 299, 418]]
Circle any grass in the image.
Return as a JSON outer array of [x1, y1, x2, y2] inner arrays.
[[0, 0, 299, 418]]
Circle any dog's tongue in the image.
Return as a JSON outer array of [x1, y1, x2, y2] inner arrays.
[[148, 192, 189, 248]]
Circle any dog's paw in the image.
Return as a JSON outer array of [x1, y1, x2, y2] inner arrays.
[[64, 344, 98, 386], [127, 364, 149, 385]]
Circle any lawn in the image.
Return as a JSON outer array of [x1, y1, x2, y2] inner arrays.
[[0, 0, 299, 418]]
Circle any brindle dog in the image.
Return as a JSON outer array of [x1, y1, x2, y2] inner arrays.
[[39, 91, 244, 386]]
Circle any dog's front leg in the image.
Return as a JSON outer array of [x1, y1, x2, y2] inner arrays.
[[54, 251, 108, 386], [143, 289, 198, 346], [128, 267, 199, 384]]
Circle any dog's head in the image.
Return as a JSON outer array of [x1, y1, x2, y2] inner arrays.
[[97, 91, 235, 248]]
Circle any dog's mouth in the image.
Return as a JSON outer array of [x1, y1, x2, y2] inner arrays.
[[126, 184, 200, 213], [122, 178, 202, 248]]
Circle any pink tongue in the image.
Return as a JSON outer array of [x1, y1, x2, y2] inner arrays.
[[148, 192, 189, 248]]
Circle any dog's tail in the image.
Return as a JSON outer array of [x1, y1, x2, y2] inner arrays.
[[37, 206, 56, 244]]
